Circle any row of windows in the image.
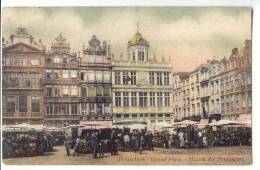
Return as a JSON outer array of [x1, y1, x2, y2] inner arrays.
[[114, 92, 171, 107], [4, 73, 41, 88], [114, 113, 171, 118], [80, 71, 110, 81], [48, 55, 74, 64], [46, 85, 78, 96], [3, 57, 40, 66], [115, 71, 136, 85], [46, 69, 77, 79], [149, 71, 170, 86], [131, 51, 146, 61], [83, 54, 106, 64], [6, 96, 40, 113], [46, 104, 78, 115]]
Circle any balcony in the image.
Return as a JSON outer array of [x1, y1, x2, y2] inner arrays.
[[3, 79, 43, 89]]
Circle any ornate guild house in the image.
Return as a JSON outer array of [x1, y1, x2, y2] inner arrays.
[[112, 30, 174, 130], [79, 35, 112, 121], [44, 33, 80, 127], [2, 28, 45, 124]]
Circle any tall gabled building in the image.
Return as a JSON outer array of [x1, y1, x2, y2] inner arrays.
[[79, 35, 112, 121], [44, 33, 80, 127], [2, 28, 45, 124]]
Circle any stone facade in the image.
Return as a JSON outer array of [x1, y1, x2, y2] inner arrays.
[[44, 33, 80, 127], [2, 28, 45, 125], [173, 39, 252, 122], [112, 31, 174, 130], [79, 35, 112, 121]]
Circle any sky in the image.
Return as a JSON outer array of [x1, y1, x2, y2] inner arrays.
[[2, 7, 252, 72]]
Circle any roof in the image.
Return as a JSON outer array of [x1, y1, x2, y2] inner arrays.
[[128, 31, 149, 47]]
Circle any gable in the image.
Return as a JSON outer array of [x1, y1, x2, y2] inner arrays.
[[3, 42, 42, 53]]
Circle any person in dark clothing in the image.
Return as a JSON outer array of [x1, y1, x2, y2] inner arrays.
[[110, 130, 118, 155], [139, 135, 145, 154], [91, 132, 98, 158], [163, 131, 169, 149]]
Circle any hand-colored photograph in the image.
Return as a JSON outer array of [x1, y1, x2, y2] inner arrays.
[[1, 6, 252, 165]]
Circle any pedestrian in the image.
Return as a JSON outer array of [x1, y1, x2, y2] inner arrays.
[[64, 135, 71, 156], [139, 135, 145, 154], [91, 132, 98, 158], [73, 137, 80, 156], [124, 132, 130, 152], [198, 130, 203, 148], [163, 130, 169, 149], [110, 130, 117, 155], [179, 130, 185, 148]]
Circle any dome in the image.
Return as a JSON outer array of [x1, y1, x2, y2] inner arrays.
[[128, 31, 149, 47]]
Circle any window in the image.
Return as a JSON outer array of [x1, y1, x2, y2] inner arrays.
[[150, 92, 155, 107], [96, 71, 103, 81], [88, 55, 94, 63], [80, 72, 85, 80], [19, 95, 27, 112], [96, 87, 103, 97], [63, 70, 69, 79], [149, 72, 155, 85], [46, 104, 53, 115], [31, 59, 39, 66], [88, 71, 95, 81], [165, 92, 170, 107], [61, 104, 69, 115], [132, 114, 137, 118], [115, 71, 121, 85], [46, 69, 52, 80], [131, 92, 137, 106], [81, 87, 87, 97], [104, 72, 110, 81], [81, 103, 88, 115], [123, 92, 129, 107], [157, 92, 163, 107], [104, 87, 111, 96], [63, 86, 70, 96], [139, 92, 147, 107], [18, 73, 25, 87], [115, 92, 121, 107], [31, 96, 40, 112], [130, 71, 136, 85], [138, 51, 144, 61], [53, 56, 61, 63], [54, 86, 61, 97], [164, 72, 170, 85], [157, 72, 162, 85], [53, 70, 60, 79], [123, 71, 129, 85], [97, 103, 102, 115], [132, 51, 135, 61], [54, 105, 61, 114], [46, 85, 52, 96], [88, 87, 96, 97], [71, 70, 77, 78], [6, 96, 15, 113], [90, 103, 95, 113], [31, 73, 39, 88], [63, 57, 67, 63], [96, 55, 102, 63], [71, 86, 78, 96], [72, 104, 78, 115]]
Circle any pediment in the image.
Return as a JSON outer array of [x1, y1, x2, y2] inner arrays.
[[3, 42, 41, 53]]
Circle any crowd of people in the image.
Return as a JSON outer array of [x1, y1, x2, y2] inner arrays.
[[63, 126, 252, 159], [2, 131, 55, 158]]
